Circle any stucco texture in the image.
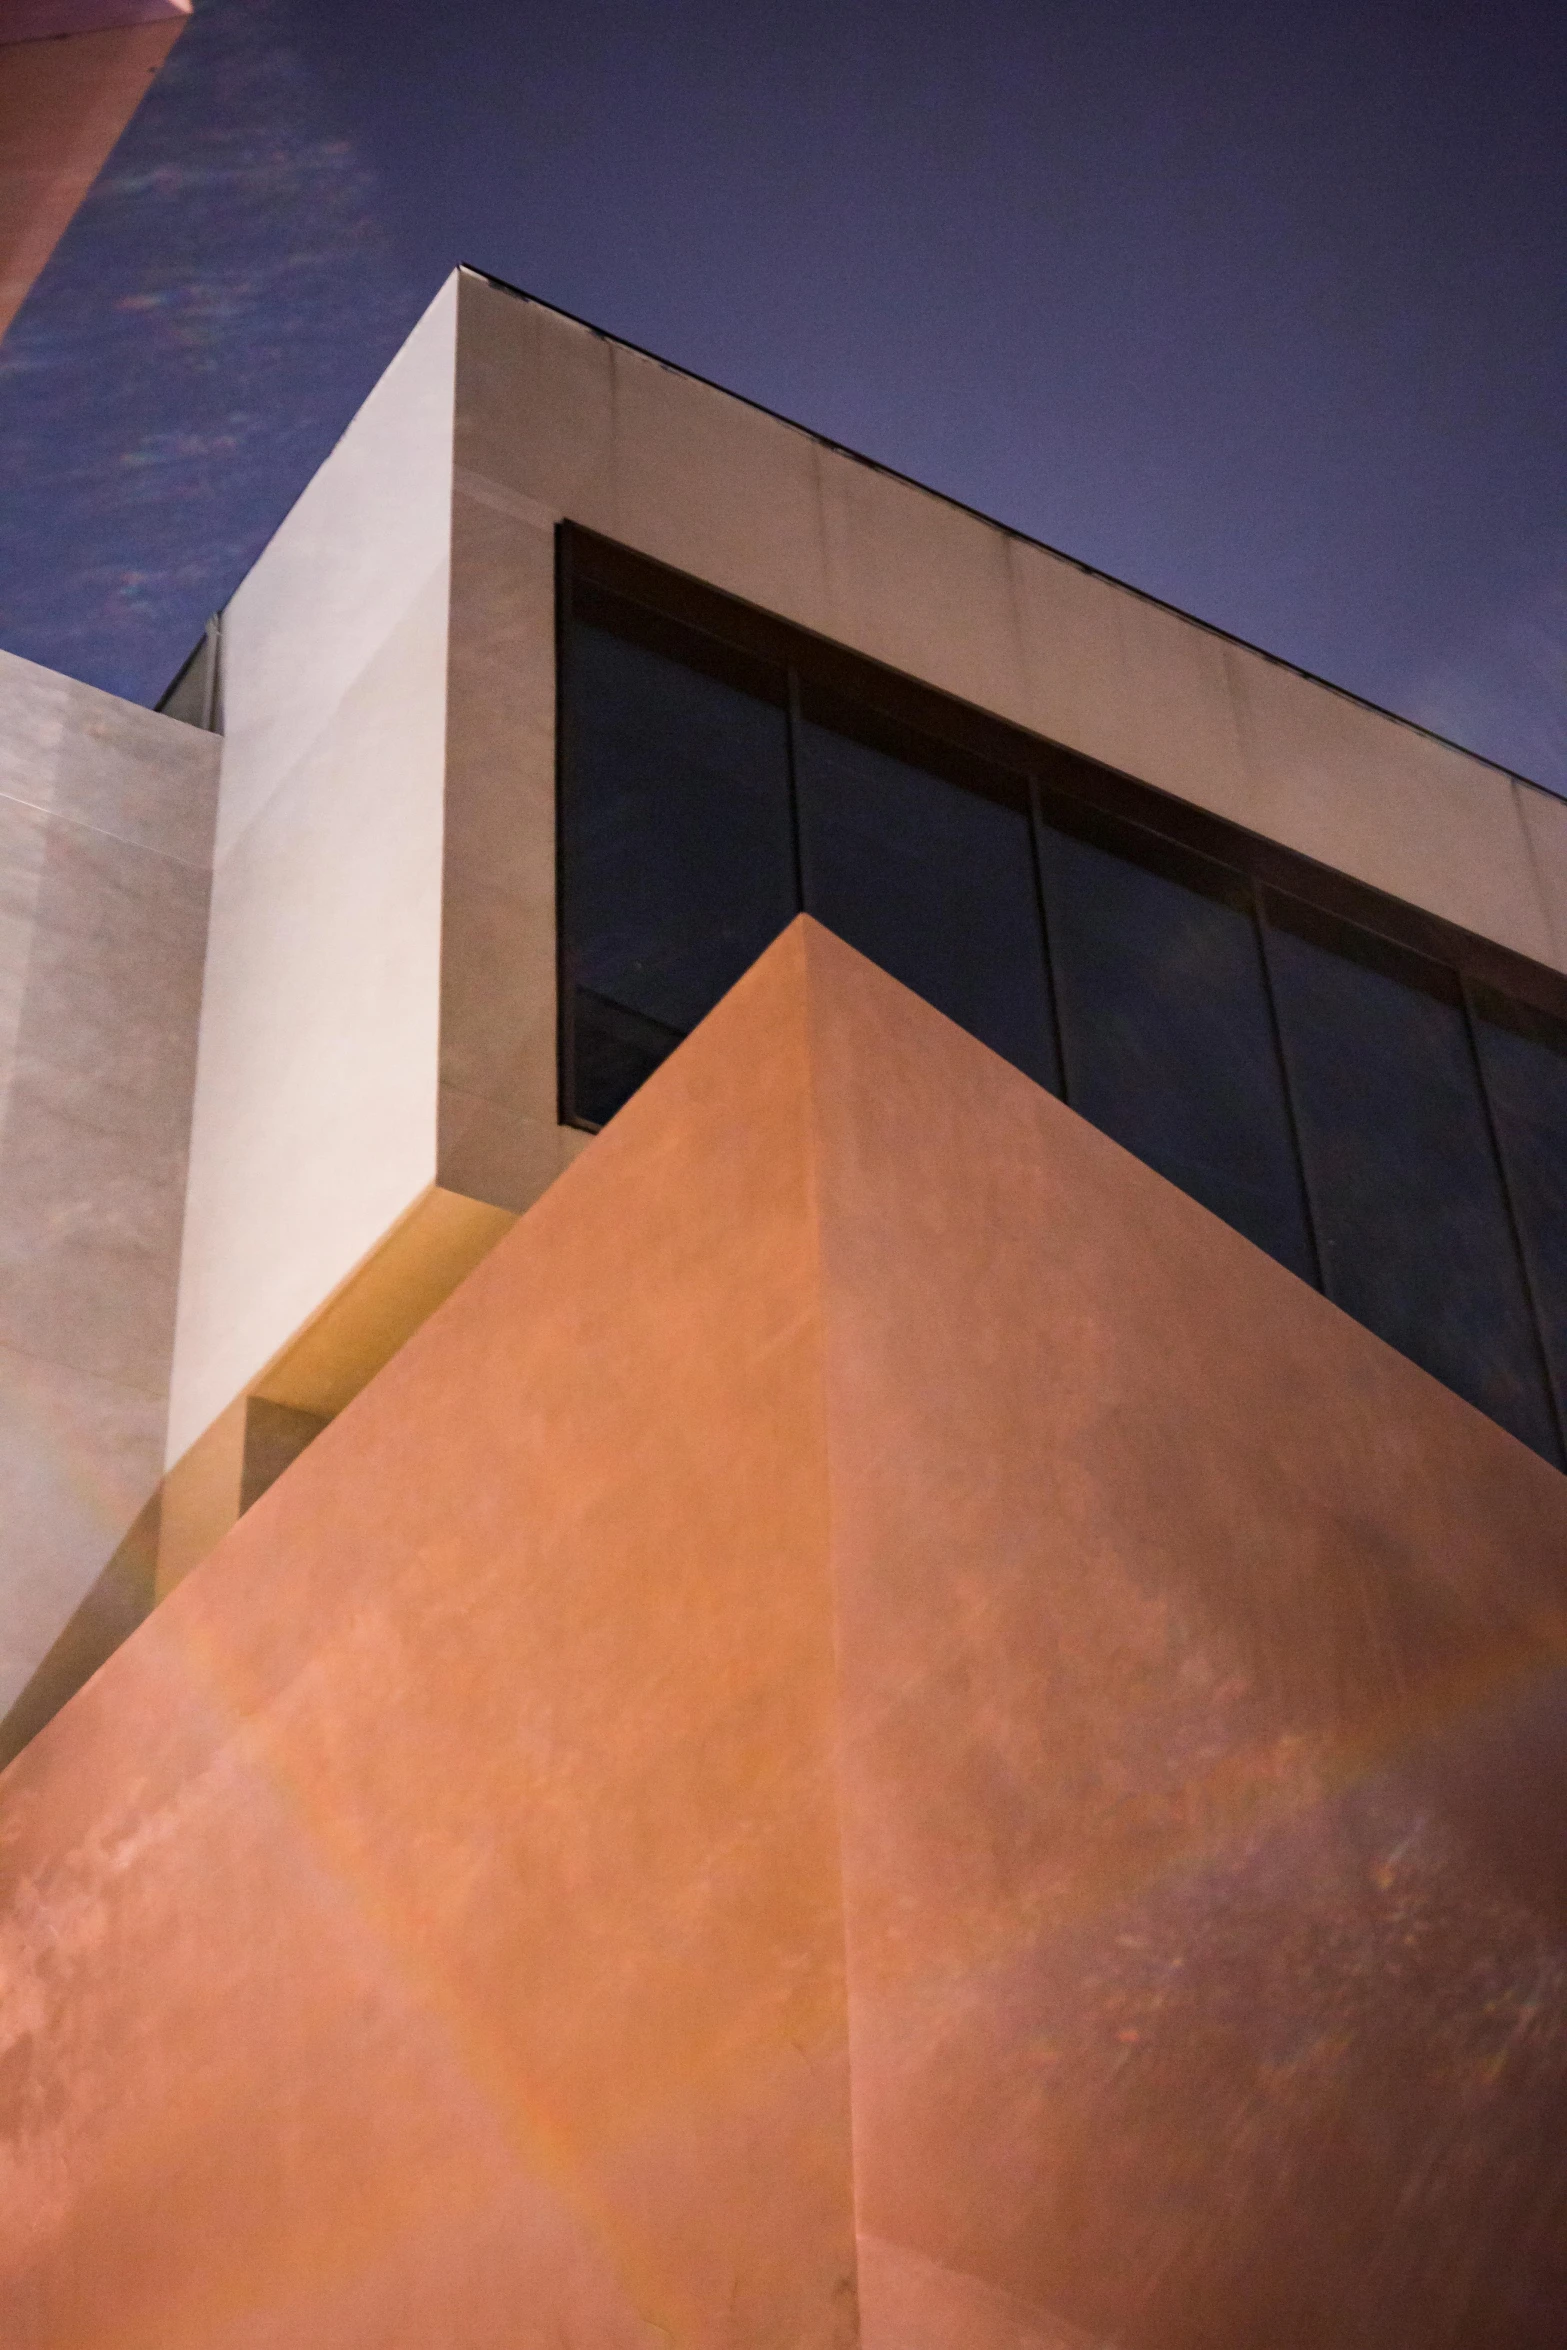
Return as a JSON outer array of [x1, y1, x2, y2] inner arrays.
[[5, 922, 1567, 2348]]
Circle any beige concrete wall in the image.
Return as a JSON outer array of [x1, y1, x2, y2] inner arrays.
[[0, 648, 216, 1722], [454, 268, 1567, 981], [437, 468, 577, 1211], [165, 276, 458, 1467], [159, 265, 1567, 1523]]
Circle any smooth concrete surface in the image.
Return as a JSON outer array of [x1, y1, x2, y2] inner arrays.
[[454, 270, 1567, 973], [165, 277, 458, 1467], [1517, 782, 1567, 971], [438, 472, 573, 1209], [0, 12, 184, 342], [7, 923, 1567, 2347], [0, 649, 215, 1724]]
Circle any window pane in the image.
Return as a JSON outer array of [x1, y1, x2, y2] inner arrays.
[[1472, 986, 1567, 1429], [1039, 820, 1316, 1279], [564, 620, 796, 1125], [1266, 903, 1558, 1461], [796, 717, 1058, 1089]]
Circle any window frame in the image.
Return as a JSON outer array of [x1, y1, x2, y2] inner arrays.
[[557, 522, 1567, 1463]]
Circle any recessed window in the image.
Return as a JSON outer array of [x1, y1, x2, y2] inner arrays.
[[796, 699, 1058, 1091], [562, 607, 795, 1126], [1470, 986, 1567, 1431], [558, 529, 1567, 1469], [1265, 898, 1556, 1458], [1039, 810, 1315, 1281]]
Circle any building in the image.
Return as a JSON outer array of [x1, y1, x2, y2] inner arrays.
[[4, 270, 1567, 2344]]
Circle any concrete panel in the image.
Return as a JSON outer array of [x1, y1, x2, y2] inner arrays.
[[0, 1057, 191, 1390], [168, 278, 457, 1464], [1224, 639, 1554, 962], [814, 449, 1025, 725], [215, 275, 457, 863], [1516, 779, 1567, 972], [1008, 535, 1255, 828], [0, 805, 207, 1158], [437, 1086, 564, 1217], [167, 567, 449, 1462], [0, 1338, 162, 1717], [0, 791, 46, 1092], [0, 666, 213, 1729], [0, 646, 217, 868], [454, 271, 614, 525], [8, 924, 1567, 2346], [608, 339, 831, 631], [437, 482, 565, 1204], [455, 275, 1560, 978]]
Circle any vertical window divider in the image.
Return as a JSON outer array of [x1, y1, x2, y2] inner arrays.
[[785, 668, 807, 917], [1027, 779, 1072, 1105], [1252, 879, 1328, 1296], [553, 524, 579, 1130], [1459, 970, 1567, 1459]]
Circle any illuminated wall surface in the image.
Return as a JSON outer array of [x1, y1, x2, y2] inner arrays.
[[6, 926, 1567, 2348], [5, 281, 1567, 2340]]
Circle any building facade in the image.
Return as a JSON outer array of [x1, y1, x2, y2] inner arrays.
[[5, 271, 1567, 2344], [6, 265, 1567, 1750]]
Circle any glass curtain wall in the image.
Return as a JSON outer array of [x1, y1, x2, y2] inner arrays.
[[559, 567, 1567, 1470]]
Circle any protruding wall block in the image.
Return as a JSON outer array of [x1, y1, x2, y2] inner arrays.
[[6, 924, 1567, 2349]]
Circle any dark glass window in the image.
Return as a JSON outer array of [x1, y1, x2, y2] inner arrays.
[[1472, 987, 1567, 1426], [1265, 898, 1559, 1461], [796, 710, 1059, 1089], [561, 534, 1567, 1470], [562, 617, 796, 1125], [1038, 815, 1316, 1279]]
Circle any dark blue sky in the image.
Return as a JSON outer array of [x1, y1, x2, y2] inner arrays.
[[1, 0, 1562, 788]]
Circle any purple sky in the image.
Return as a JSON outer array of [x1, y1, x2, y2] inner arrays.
[[1, 0, 1562, 788]]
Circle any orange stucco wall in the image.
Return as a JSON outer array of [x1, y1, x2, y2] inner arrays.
[[805, 927, 1567, 2349], [5, 922, 1567, 2347]]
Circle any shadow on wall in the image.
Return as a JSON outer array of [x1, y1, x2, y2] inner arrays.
[[0, 1502, 159, 1771], [0, 654, 216, 1768], [0, 1398, 328, 1771]]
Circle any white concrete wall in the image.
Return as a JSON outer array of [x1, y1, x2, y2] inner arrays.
[[165, 277, 457, 1464], [0, 649, 216, 1717], [455, 271, 1567, 980]]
